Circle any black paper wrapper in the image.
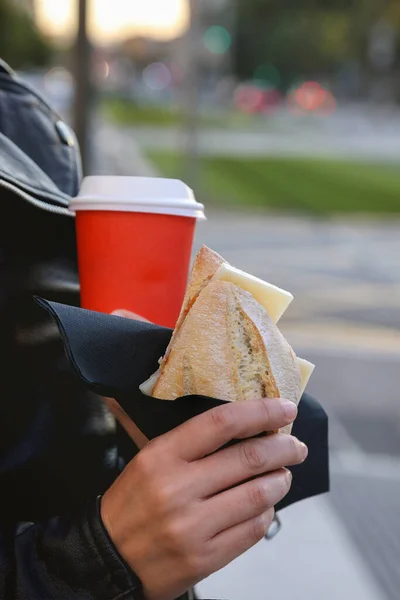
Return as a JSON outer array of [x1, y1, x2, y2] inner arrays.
[[37, 298, 329, 511]]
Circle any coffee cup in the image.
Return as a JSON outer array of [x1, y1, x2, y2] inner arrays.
[[70, 176, 205, 327]]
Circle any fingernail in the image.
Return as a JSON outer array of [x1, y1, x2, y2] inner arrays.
[[111, 310, 126, 317], [283, 400, 297, 421], [300, 442, 308, 461], [262, 509, 274, 531], [284, 468, 293, 483]]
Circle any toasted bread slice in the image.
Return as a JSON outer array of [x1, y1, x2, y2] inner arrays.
[[152, 280, 301, 408], [153, 246, 224, 380], [174, 245, 224, 334]]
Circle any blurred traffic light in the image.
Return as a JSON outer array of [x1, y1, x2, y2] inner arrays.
[[203, 25, 232, 55]]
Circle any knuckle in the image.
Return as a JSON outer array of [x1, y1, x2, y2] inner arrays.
[[266, 507, 275, 529], [154, 482, 177, 511], [260, 399, 273, 424], [210, 404, 237, 436], [163, 519, 187, 550], [280, 471, 292, 495], [240, 440, 265, 472], [288, 436, 303, 462], [163, 520, 205, 580], [254, 508, 275, 542], [251, 515, 268, 543], [248, 482, 269, 511], [273, 471, 291, 502], [133, 449, 154, 478], [134, 438, 168, 477], [183, 553, 206, 581], [146, 436, 165, 456]]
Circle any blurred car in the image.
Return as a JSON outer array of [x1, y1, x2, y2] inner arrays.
[[234, 82, 283, 115]]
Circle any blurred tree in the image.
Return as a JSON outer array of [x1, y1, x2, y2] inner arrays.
[[232, 1, 350, 86], [231, 0, 399, 90], [0, 0, 52, 69]]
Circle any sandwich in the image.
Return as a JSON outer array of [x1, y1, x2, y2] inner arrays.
[[141, 246, 314, 432]]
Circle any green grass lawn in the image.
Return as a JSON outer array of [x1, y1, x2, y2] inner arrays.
[[101, 98, 264, 130], [148, 152, 400, 215], [102, 98, 182, 127]]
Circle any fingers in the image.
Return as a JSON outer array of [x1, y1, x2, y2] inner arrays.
[[111, 309, 149, 322], [193, 432, 307, 497], [206, 508, 275, 573], [163, 398, 298, 461], [201, 469, 291, 537]]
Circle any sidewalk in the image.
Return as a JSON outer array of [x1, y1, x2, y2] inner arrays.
[[196, 495, 384, 600]]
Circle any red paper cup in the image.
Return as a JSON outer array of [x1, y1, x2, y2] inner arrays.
[[70, 176, 205, 328]]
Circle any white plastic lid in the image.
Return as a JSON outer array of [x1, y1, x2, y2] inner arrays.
[[70, 176, 206, 219]]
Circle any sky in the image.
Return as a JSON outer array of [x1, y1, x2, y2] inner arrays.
[[35, 0, 189, 43]]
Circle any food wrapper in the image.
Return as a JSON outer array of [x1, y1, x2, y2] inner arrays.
[[37, 298, 329, 511]]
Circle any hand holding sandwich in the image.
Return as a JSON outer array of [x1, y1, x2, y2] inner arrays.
[[102, 247, 313, 599], [101, 397, 307, 600]]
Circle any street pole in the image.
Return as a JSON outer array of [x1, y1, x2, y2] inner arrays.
[[181, 0, 202, 188], [73, 0, 92, 174]]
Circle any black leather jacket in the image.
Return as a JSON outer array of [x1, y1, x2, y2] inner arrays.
[[0, 186, 148, 599], [0, 62, 151, 599]]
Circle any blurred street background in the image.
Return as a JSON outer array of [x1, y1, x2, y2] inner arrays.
[[2, 0, 399, 598]]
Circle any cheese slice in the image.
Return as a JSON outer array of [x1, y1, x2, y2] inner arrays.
[[213, 263, 293, 323], [139, 368, 160, 396], [297, 357, 315, 398]]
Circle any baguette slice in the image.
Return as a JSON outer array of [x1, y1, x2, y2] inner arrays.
[[140, 245, 313, 408], [174, 245, 224, 337], [152, 280, 302, 416], [150, 246, 224, 382]]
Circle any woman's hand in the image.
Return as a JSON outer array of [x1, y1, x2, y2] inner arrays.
[[101, 397, 307, 600]]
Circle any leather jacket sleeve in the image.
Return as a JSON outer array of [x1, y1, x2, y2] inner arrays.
[[0, 498, 141, 600], [0, 195, 144, 599]]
